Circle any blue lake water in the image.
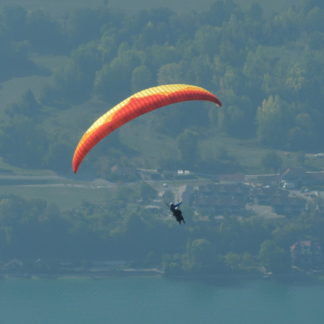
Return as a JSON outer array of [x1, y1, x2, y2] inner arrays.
[[1, 276, 324, 324]]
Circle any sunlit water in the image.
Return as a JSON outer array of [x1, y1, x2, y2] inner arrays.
[[1, 276, 324, 324]]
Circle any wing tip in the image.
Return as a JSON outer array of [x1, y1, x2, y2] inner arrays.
[[215, 97, 222, 107], [72, 160, 79, 173]]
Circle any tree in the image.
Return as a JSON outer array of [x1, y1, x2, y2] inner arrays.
[[0, 28, 36, 81], [138, 182, 157, 201], [218, 104, 249, 137], [0, 5, 27, 41], [192, 26, 221, 58], [41, 61, 91, 105], [199, 0, 238, 26], [224, 252, 256, 273], [260, 151, 283, 172], [224, 252, 242, 272], [43, 137, 73, 174], [258, 240, 290, 273], [177, 129, 200, 168], [0, 116, 48, 168], [185, 239, 211, 272], [72, 41, 103, 74], [94, 49, 143, 102], [131, 65, 153, 93], [287, 113, 316, 151], [65, 8, 112, 47], [157, 62, 184, 85], [256, 95, 291, 148], [26, 9, 64, 53], [6, 90, 41, 117]]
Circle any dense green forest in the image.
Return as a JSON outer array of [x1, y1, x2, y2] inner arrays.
[[1, 0, 323, 175], [0, 0, 323, 275]]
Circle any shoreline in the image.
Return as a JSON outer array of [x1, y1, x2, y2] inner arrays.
[[0, 267, 165, 280], [1, 269, 323, 283]]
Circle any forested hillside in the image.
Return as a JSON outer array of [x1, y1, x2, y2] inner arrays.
[[0, 0, 323, 177], [0, 0, 324, 275]]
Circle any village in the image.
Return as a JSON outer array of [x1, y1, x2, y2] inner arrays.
[[1, 167, 324, 279], [140, 167, 324, 219], [145, 167, 324, 274]]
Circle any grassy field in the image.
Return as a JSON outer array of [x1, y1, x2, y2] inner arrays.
[[0, 75, 50, 108], [0, 184, 112, 209], [200, 133, 303, 173], [0, 55, 68, 111]]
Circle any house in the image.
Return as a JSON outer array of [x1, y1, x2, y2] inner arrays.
[[280, 168, 306, 188], [184, 183, 251, 216], [290, 240, 322, 270], [1, 258, 24, 272], [137, 168, 161, 180]]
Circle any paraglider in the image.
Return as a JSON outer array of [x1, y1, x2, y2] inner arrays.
[[169, 201, 185, 224], [72, 84, 222, 173]]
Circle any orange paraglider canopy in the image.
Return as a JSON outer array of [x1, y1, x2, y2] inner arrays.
[[72, 84, 222, 173]]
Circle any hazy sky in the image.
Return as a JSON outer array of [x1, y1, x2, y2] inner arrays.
[[0, 0, 295, 15], [0, 0, 216, 14]]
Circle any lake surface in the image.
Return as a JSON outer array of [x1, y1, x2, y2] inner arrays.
[[1, 276, 324, 324]]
